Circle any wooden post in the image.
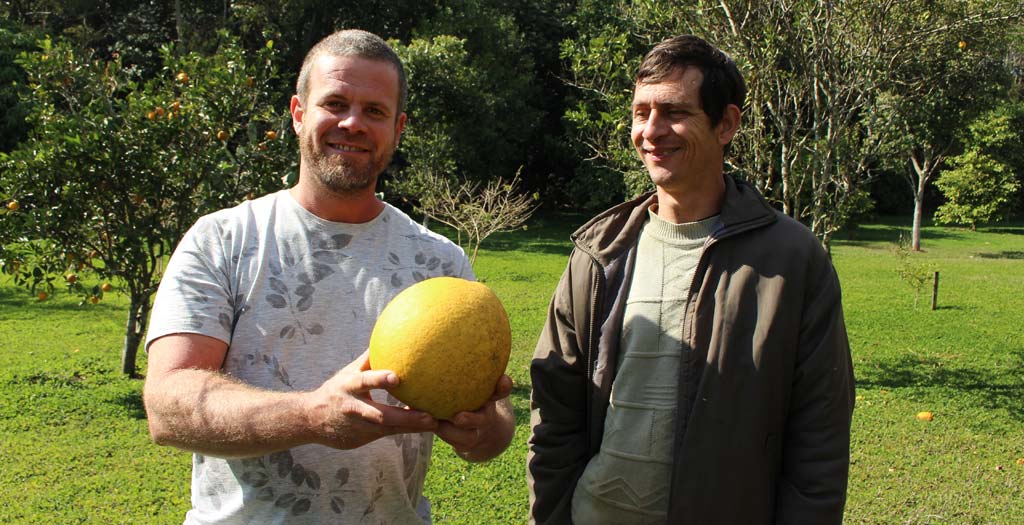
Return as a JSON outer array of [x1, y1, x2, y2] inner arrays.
[[931, 271, 939, 311]]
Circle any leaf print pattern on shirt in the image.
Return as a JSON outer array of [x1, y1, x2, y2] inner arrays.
[[238, 451, 363, 518], [264, 232, 351, 344], [362, 469, 387, 520], [383, 249, 456, 288]]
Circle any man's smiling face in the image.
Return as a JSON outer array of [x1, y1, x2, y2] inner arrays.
[[630, 66, 728, 193], [292, 54, 405, 195]]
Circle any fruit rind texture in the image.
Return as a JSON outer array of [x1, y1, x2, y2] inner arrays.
[[368, 277, 511, 420]]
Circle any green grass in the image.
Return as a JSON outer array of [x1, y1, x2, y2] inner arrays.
[[1, 214, 1022, 523]]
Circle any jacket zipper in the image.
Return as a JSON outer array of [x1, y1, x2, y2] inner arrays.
[[585, 254, 604, 453]]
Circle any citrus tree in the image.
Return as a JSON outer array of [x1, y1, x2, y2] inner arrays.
[[0, 32, 295, 376]]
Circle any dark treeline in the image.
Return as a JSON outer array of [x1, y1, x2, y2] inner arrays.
[[2, 0, 1023, 231]]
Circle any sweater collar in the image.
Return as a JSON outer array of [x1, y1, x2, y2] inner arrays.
[[571, 175, 777, 266]]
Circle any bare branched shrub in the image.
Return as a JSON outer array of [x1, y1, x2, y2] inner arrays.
[[417, 171, 537, 266]]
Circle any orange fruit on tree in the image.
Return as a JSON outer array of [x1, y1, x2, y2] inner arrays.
[[101, 282, 113, 292], [265, 130, 277, 140], [89, 296, 99, 305], [217, 130, 228, 141], [170, 100, 181, 112], [154, 106, 165, 117], [176, 71, 189, 83], [65, 273, 77, 284], [6, 200, 18, 211], [37, 291, 48, 301]]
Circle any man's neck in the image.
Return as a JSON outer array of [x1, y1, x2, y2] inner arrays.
[[289, 177, 384, 224], [654, 173, 726, 224]]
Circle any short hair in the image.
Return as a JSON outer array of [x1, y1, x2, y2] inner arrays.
[[636, 35, 746, 127], [296, 29, 408, 117]]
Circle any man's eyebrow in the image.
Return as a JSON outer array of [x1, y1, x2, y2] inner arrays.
[[632, 100, 693, 109]]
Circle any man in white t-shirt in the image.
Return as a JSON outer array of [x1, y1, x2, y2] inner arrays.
[[143, 29, 515, 524]]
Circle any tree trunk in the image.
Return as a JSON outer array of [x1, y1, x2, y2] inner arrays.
[[174, 0, 183, 43], [911, 188, 925, 252], [121, 293, 153, 377]]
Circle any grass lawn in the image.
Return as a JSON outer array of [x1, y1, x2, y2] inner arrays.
[[1, 213, 1021, 523]]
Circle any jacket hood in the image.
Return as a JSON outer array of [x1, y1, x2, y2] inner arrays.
[[570, 175, 778, 267]]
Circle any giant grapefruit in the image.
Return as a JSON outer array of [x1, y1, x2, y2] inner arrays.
[[368, 276, 511, 420]]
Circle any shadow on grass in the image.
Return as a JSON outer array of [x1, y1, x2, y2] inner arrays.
[[856, 351, 1024, 421], [981, 224, 1024, 235], [975, 251, 1024, 260], [0, 292, 123, 318], [510, 383, 532, 424], [836, 223, 967, 248], [113, 390, 148, 420]]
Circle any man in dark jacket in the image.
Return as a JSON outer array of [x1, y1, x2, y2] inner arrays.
[[528, 35, 855, 524]]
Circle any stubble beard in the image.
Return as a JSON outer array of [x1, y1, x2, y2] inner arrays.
[[299, 131, 393, 196]]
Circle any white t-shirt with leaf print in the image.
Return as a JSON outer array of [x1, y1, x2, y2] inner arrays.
[[146, 189, 474, 525]]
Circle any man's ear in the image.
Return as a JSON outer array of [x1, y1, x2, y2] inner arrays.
[[393, 112, 405, 145], [717, 104, 741, 146], [290, 95, 304, 135]]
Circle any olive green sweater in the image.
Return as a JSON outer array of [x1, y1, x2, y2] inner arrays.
[[571, 208, 719, 523]]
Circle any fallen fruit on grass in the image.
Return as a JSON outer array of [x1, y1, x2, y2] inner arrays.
[[368, 276, 511, 420], [916, 411, 934, 422], [89, 296, 99, 304], [1016, 458, 1024, 465]]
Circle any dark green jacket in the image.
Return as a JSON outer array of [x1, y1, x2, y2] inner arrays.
[[528, 176, 855, 524]]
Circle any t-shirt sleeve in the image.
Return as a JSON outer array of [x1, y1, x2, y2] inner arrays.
[[145, 215, 236, 350], [455, 248, 475, 281]]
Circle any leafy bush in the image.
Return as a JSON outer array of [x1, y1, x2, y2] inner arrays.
[[0, 32, 294, 375]]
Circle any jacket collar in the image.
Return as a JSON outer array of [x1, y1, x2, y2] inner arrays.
[[571, 175, 777, 267]]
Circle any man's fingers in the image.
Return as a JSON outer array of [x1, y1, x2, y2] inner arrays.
[[348, 368, 399, 393], [363, 403, 437, 435], [346, 350, 371, 372], [436, 421, 480, 447], [490, 374, 513, 401]]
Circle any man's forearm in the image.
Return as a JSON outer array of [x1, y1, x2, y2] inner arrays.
[[144, 368, 316, 458]]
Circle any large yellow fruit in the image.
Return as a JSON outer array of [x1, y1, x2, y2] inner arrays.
[[369, 276, 511, 420]]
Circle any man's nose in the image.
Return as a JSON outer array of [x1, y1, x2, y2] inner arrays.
[[641, 110, 669, 141], [337, 108, 367, 133]]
